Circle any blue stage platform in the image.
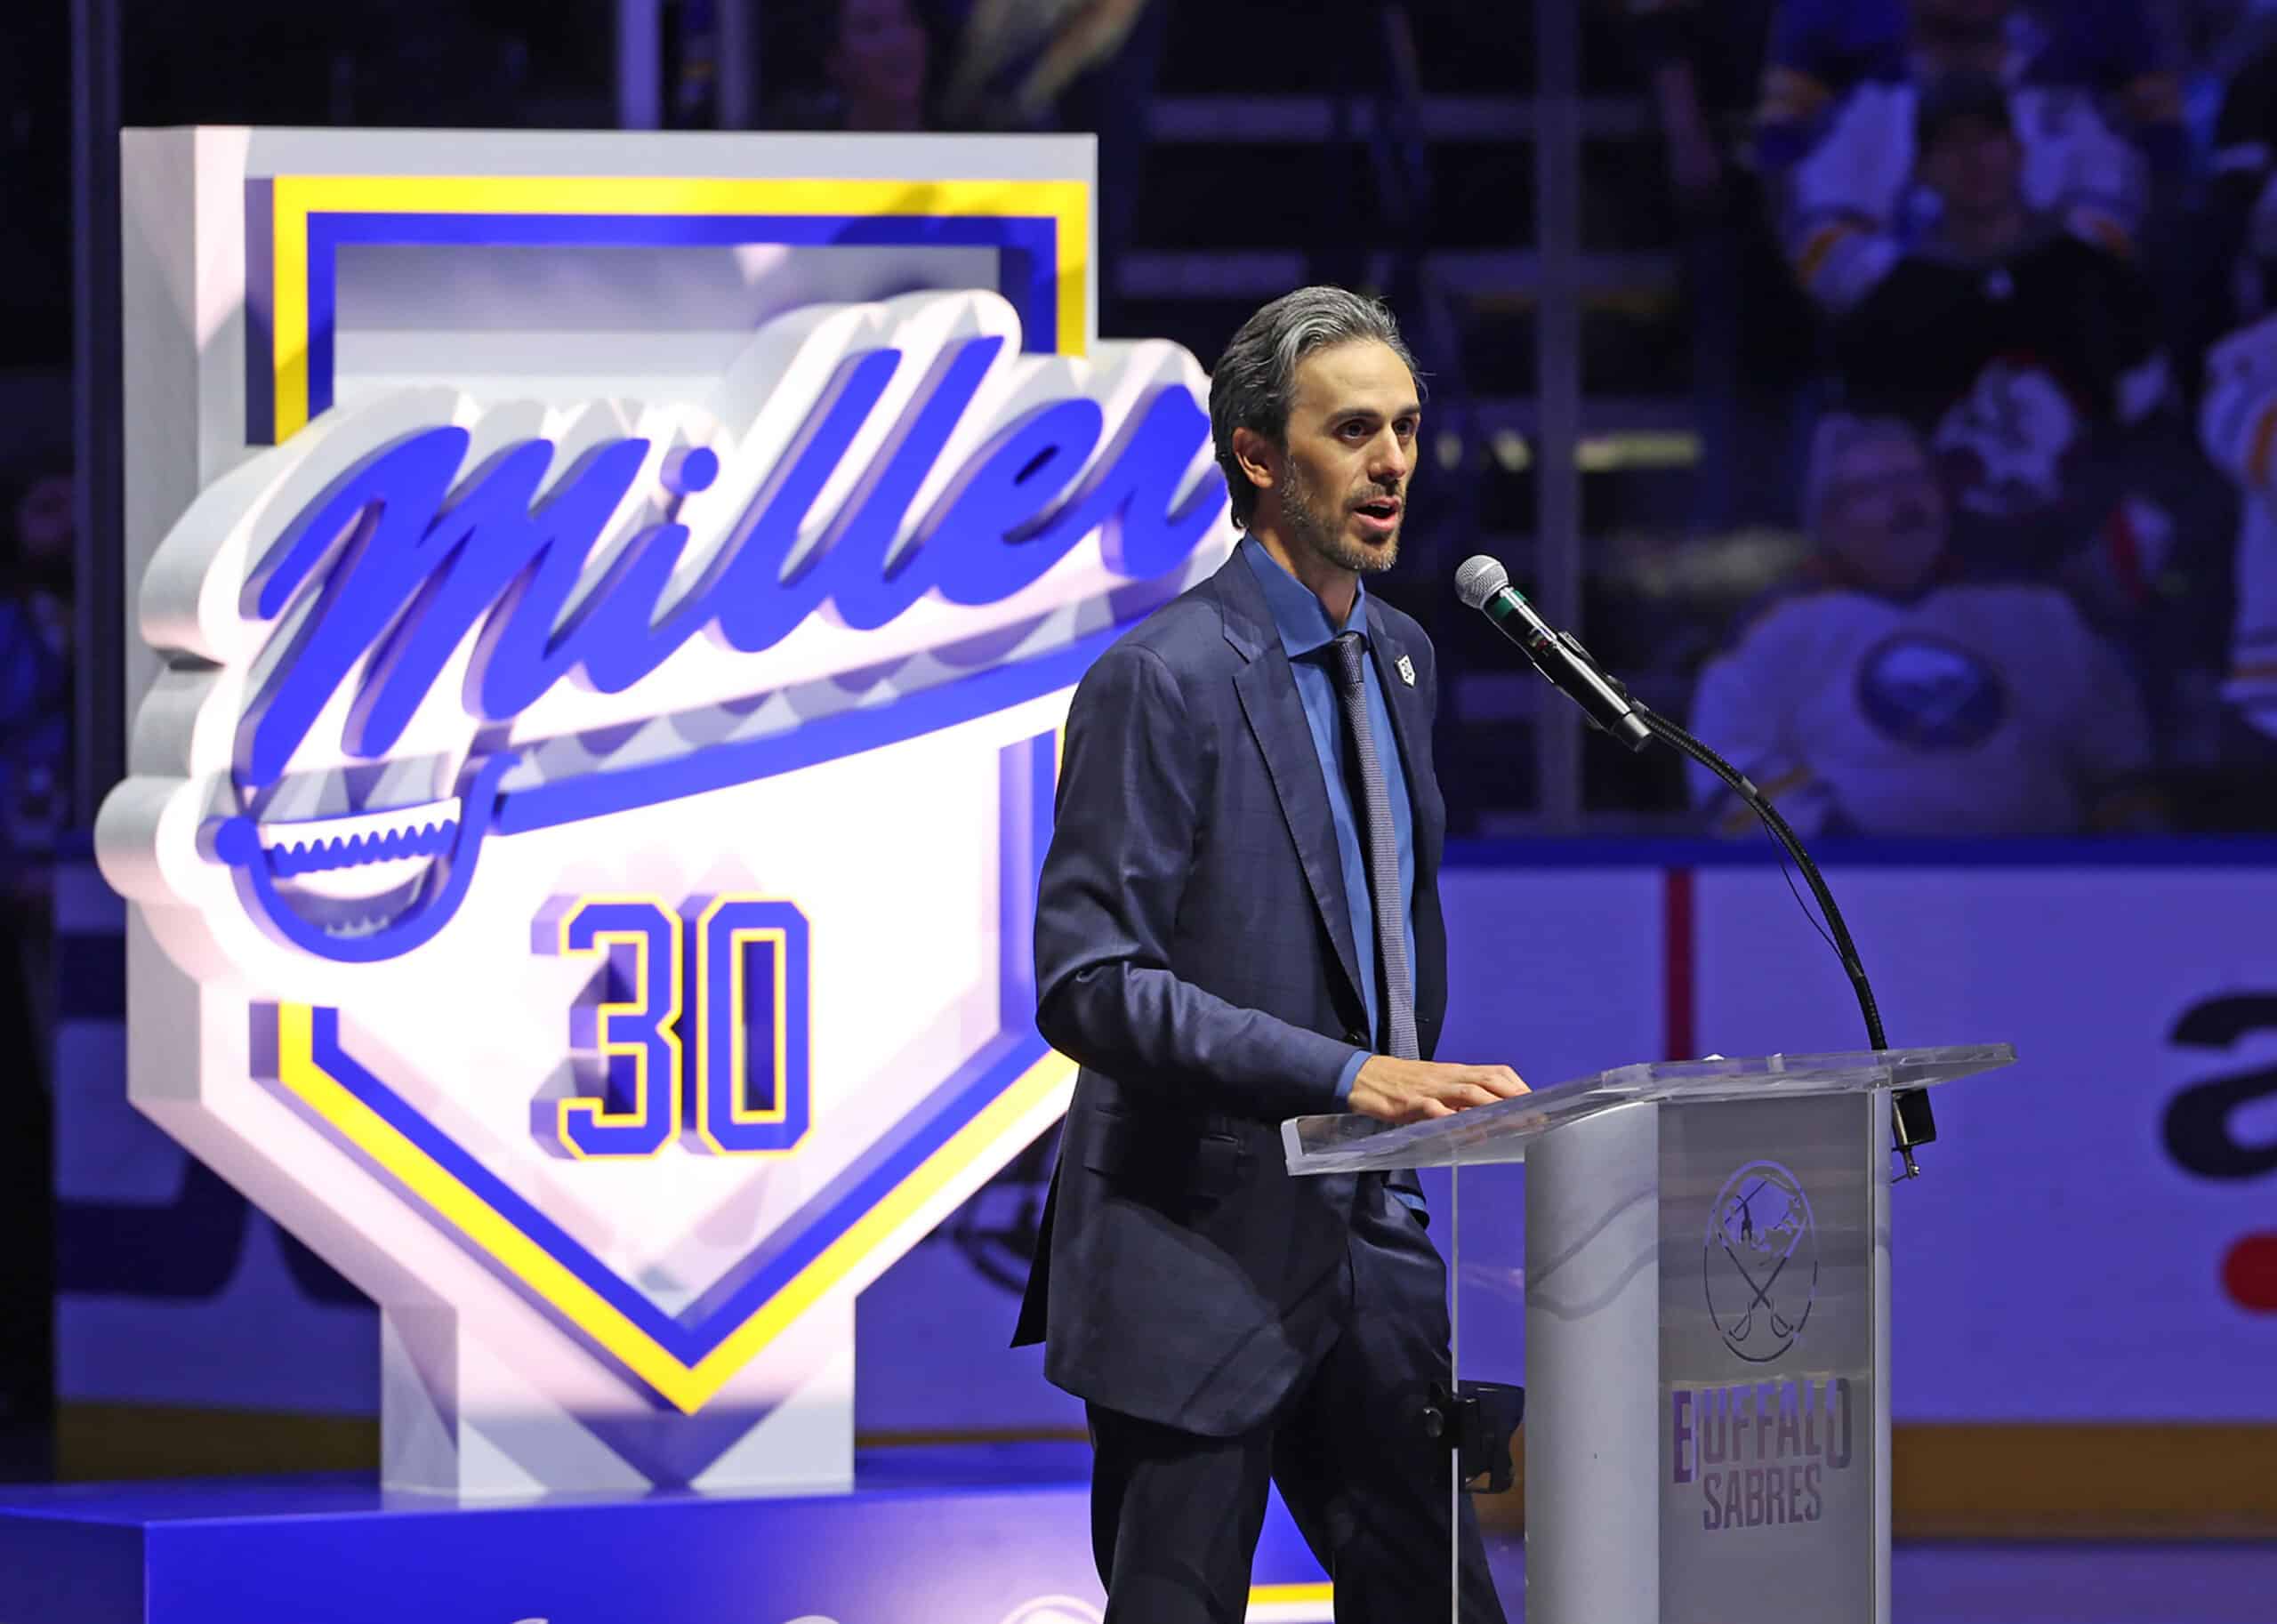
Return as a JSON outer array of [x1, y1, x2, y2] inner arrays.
[[0, 1443, 1332, 1624], [8, 1446, 2277, 1622]]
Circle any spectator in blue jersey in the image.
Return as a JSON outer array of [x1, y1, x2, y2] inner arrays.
[[1764, 0, 2183, 311], [1687, 416, 2152, 836], [1825, 72, 2172, 589]]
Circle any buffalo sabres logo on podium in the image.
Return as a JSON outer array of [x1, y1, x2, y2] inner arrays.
[[1704, 1160, 1819, 1363], [98, 287, 1235, 1480]]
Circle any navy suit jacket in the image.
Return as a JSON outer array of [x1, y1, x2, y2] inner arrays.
[[1012, 550, 1447, 1436]]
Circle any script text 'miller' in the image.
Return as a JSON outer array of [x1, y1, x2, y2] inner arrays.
[[237, 334, 1222, 791]]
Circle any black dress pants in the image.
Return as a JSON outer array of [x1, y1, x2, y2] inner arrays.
[[1084, 1184, 1508, 1624]]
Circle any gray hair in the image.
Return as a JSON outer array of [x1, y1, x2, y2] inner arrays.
[[1208, 286, 1424, 529], [1803, 413, 1931, 535]]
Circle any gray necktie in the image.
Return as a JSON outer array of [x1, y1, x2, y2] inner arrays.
[[1327, 631, 1419, 1061]]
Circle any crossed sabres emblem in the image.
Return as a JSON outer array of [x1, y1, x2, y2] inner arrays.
[[112, 285, 1233, 1414], [1703, 1161, 1818, 1364]]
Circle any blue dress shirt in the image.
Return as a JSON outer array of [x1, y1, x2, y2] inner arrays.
[[1238, 537, 1418, 1104]]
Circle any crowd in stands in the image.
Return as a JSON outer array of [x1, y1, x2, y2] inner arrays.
[[1634, 0, 2277, 834], [11, 0, 2277, 842], [786, 0, 2277, 837]]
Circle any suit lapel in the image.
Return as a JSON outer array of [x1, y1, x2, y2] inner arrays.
[[1217, 558, 1367, 1017]]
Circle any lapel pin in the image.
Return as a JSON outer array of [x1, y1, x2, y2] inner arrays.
[[1396, 654, 1416, 687]]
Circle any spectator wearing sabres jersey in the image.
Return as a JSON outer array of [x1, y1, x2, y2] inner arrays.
[[1767, 0, 2178, 312], [1688, 415, 2152, 836], [1826, 72, 2171, 583]]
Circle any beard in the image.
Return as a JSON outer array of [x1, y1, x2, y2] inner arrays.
[[1283, 454, 1398, 575]]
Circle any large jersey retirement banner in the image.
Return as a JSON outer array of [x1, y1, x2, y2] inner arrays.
[[92, 127, 1235, 1497]]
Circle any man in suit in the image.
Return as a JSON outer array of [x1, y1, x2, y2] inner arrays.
[[1013, 286, 1524, 1621]]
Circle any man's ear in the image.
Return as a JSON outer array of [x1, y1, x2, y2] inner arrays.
[[1231, 426, 1279, 501]]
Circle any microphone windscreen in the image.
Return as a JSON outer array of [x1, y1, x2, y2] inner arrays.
[[1454, 554, 1510, 610]]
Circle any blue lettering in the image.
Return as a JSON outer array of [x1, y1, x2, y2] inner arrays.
[[238, 428, 470, 788], [936, 383, 1219, 606], [705, 347, 904, 654], [555, 518, 699, 696], [504, 443, 724, 702], [1700, 1387, 1727, 1465], [237, 433, 650, 787], [550, 898, 683, 1160], [234, 353, 1223, 793], [447, 439, 650, 723], [1075, 383, 1226, 583], [821, 335, 1004, 630], [890, 396, 1104, 614], [691, 896, 812, 1154]]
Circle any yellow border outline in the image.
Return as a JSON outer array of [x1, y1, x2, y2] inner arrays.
[[691, 896, 806, 1157], [554, 895, 684, 1161], [1246, 1582, 1335, 1615], [267, 174, 1091, 438], [270, 1002, 1074, 1414], [729, 925, 791, 1125]]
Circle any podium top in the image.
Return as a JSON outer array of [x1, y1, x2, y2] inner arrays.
[[1281, 1043, 2015, 1175]]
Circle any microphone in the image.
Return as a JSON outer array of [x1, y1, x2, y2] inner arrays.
[[1455, 555, 1652, 752], [1450, 552, 1937, 1175]]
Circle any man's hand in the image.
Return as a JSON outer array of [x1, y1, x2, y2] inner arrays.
[[1348, 1056, 1528, 1126]]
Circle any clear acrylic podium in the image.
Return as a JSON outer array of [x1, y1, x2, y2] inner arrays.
[[1283, 1044, 2016, 1624]]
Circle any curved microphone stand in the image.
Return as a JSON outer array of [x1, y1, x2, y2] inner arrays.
[[1626, 701, 1935, 1178]]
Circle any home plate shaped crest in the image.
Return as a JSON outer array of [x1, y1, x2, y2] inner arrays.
[[243, 735, 1067, 1421], [99, 250, 1235, 1495]]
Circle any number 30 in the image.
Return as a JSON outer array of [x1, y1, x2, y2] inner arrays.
[[541, 895, 810, 1160]]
